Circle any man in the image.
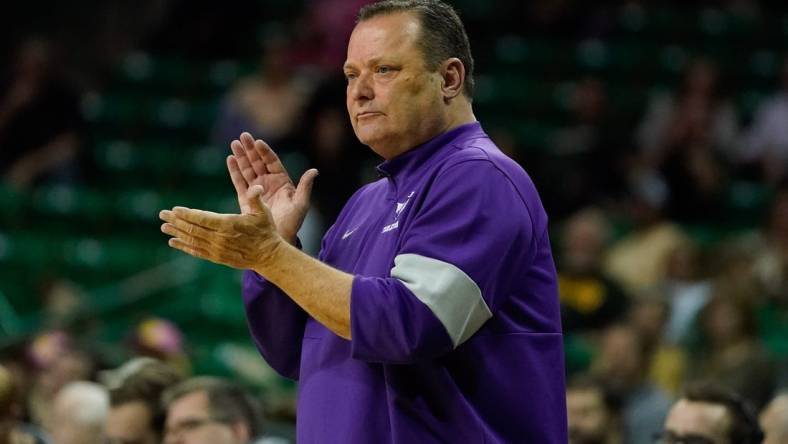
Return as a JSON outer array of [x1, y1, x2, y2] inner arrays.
[[103, 358, 183, 444], [657, 383, 762, 444], [161, 377, 263, 444], [593, 324, 672, 444], [48, 381, 109, 444], [0, 364, 44, 444], [558, 207, 628, 333], [159, 0, 566, 441], [760, 391, 788, 444], [566, 375, 622, 444]]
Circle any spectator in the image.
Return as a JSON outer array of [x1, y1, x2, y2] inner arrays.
[[760, 391, 788, 444], [37, 276, 85, 328], [0, 347, 35, 426], [737, 190, 788, 385], [48, 381, 109, 444], [128, 318, 191, 376], [658, 382, 762, 444], [213, 36, 313, 153], [592, 324, 672, 444], [288, 0, 374, 72], [628, 294, 686, 397], [26, 333, 95, 431], [162, 377, 263, 444], [295, 75, 376, 225], [748, 187, 788, 300], [604, 175, 688, 295], [638, 59, 738, 162], [0, 365, 45, 444], [661, 242, 712, 346], [566, 375, 623, 444], [740, 55, 788, 185], [558, 207, 629, 333], [689, 293, 777, 409], [102, 357, 183, 444], [636, 58, 736, 222], [0, 36, 88, 190], [550, 77, 626, 215]]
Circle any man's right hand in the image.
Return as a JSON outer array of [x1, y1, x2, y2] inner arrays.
[[227, 132, 318, 244]]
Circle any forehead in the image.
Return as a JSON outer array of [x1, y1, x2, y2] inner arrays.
[[110, 400, 151, 418], [168, 391, 210, 419], [666, 400, 730, 437], [346, 12, 422, 65], [762, 396, 788, 424], [107, 401, 153, 431]]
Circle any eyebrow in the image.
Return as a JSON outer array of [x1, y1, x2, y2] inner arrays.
[[343, 56, 388, 72]]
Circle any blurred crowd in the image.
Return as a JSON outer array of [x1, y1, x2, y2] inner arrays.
[[0, 343, 289, 444], [4, 0, 788, 443]]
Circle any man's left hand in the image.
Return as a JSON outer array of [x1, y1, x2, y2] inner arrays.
[[159, 185, 282, 270]]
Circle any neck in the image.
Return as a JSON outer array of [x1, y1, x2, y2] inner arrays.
[[445, 100, 476, 131], [424, 102, 475, 147]]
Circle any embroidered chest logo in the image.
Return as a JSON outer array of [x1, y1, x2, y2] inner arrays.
[[383, 191, 415, 234], [342, 227, 358, 240]]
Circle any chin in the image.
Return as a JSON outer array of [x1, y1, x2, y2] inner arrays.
[[355, 128, 387, 153]]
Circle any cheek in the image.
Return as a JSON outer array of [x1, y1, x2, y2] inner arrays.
[[404, 75, 443, 119], [399, 75, 428, 104]]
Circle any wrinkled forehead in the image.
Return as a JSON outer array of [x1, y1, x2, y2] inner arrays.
[[345, 12, 422, 67]]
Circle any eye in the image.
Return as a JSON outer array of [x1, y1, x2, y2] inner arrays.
[[376, 66, 392, 74], [344, 72, 357, 82]]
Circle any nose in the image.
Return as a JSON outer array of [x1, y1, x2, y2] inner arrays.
[[348, 71, 374, 104]]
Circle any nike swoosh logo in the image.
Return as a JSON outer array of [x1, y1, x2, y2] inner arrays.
[[342, 228, 357, 240]]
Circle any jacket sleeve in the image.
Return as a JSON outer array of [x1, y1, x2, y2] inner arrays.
[[243, 270, 308, 380], [350, 159, 537, 364]]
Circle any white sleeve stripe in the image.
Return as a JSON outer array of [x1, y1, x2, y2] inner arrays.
[[390, 253, 493, 347]]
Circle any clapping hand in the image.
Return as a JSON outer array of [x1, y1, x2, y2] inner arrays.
[[159, 132, 318, 269], [228, 132, 318, 243]]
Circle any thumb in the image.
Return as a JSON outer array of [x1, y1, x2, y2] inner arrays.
[[294, 168, 319, 207], [246, 185, 266, 214]]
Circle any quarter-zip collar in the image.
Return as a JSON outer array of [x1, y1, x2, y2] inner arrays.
[[375, 122, 485, 183]]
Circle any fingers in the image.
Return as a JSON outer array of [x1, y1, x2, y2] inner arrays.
[[230, 139, 257, 184], [240, 132, 269, 176], [162, 221, 246, 256], [252, 138, 286, 174], [245, 185, 266, 214], [161, 215, 217, 245], [294, 168, 319, 207], [161, 207, 224, 230], [227, 155, 249, 195], [160, 210, 247, 260]]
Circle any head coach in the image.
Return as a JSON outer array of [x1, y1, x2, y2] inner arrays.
[[160, 0, 567, 442]]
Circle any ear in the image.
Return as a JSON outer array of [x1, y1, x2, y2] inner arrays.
[[440, 57, 465, 101]]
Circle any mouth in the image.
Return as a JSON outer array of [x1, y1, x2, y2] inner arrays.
[[357, 112, 383, 120]]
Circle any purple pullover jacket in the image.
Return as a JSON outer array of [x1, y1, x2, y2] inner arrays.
[[243, 122, 567, 443]]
